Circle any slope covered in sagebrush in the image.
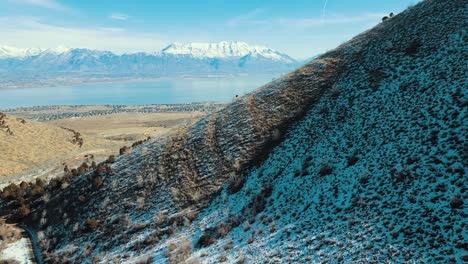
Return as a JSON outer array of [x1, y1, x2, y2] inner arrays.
[[2, 0, 466, 263]]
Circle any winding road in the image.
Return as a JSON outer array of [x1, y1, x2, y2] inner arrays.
[[17, 224, 44, 264]]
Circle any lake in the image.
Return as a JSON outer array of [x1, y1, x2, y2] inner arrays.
[[0, 76, 275, 109]]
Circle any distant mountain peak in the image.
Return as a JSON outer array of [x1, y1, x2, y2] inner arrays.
[[45, 46, 72, 54], [161, 41, 296, 63], [0, 45, 43, 58], [0, 45, 73, 58]]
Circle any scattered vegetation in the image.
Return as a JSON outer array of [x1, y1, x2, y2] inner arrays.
[[15, 204, 30, 219], [405, 39, 422, 55], [61, 127, 84, 147], [227, 174, 246, 194], [318, 163, 334, 176], [393, 167, 412, 183], [166, 237, 192, 264], [106, 155, 116, 164], [84, 219, 99, 232], [119, 146, 130, 155], [196, 234, 216, 248], [450, 196, 463, 209], [30, 185, 45, 198], [346, 152, 359, 167], [0, 113, 14, 136], [131, 136, 151, 147]]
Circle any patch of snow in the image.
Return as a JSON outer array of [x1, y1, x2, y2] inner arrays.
[[0, 238, 33, 264]]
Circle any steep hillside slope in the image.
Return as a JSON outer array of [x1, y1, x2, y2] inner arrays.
[[0, 113, 83, 178], [2, 0, 466, 263]]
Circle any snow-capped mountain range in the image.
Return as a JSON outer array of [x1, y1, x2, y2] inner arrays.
[[161, 41, 295, 63], [0, 45, 71, 58], [0, 42, 298, 88], [0, 41, 295, 62]]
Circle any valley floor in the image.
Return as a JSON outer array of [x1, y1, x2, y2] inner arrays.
[[0, 104, 222, 187]]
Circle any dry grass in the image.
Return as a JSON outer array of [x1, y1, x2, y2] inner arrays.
[[47, 112, 204, 141], [0, 111, 205, 185], [0, 115, 80, 176], [167, 237, 193, 264]]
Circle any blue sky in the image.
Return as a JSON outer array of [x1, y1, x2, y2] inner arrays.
[[0, 0, 421, 59]]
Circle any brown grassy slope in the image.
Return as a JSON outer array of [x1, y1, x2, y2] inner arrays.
[[0, 114, 80, 176], [46, 112, 204, 141], [0, 111, 205, 183]]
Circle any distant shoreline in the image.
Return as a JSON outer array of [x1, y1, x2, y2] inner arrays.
[[1, 103, 228, 121], [0, 73, 278, 90]]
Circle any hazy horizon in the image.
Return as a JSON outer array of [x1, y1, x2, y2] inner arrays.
[[0, 0, 421, 59]]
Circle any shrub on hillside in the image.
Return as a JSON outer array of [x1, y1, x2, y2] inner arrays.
[[450, 196, 463, 209], [196, 234, 216, 248], [71, 168, 79, 177], [95, 164, 105, 176], [347, 152, 359, 167], [393, 168, 411, 182], [92, 176, 103, 189], [107, 155, 116, 164], [105, 165, 113, 175], [227, 174, 246, 194], [359, 172, 370, 185], [2, 183, 22, 200], [301, 159, 311, 176], [19, 181, 29, 190], [36, 178, 46, 188], [132, 140, 146, 148], [30, 185, 45, 198], [119, 146, 130, 155], [80, 162, 89, 169], [185, 209, 198, 222], [319, 163, 334, 176], [405, 39, 422, 55], [251, 195, 266, 217], [84, 219, 99, 231], [49, 178, 59, 190], [15, 204, 30, 219], [77, 162, 89, 175], [215, 223, 231, 238], [167, 237, 192, 264]]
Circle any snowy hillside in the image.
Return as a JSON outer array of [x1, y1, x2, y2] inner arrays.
[[1, 0, 466, 263]]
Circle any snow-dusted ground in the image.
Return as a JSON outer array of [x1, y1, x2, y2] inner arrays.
[[8, 0, 466, 263], [0, 237, 33, 264], [144, 6, 467, 261]]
